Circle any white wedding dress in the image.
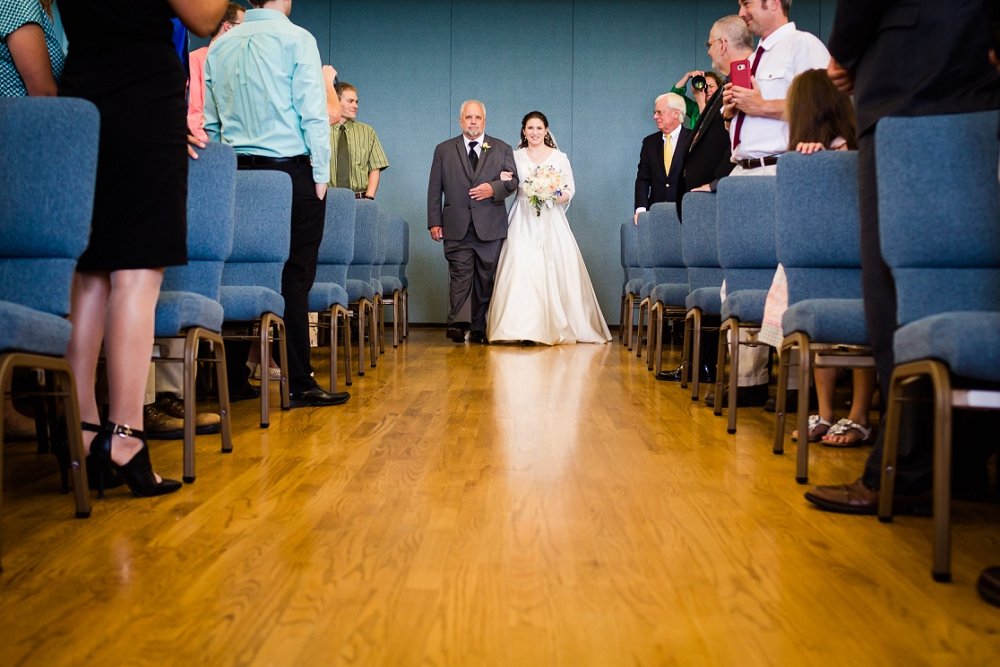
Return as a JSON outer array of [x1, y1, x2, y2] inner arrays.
[[487, 148, 611, 345]]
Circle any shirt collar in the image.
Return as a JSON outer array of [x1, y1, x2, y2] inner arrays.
[[663, 124, 682, 143], [760, 21, 795, 51], [244, 8, 290, 24], [337, 119, 354, 129], [464, 133, 485, 150]]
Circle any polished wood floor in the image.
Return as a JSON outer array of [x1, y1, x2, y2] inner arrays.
[[3, 328, 1000, 666]]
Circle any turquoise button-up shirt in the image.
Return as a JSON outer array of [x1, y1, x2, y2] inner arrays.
[[204, 9, 330, 183]]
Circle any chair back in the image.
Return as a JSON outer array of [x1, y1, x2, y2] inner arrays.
[[648, 202, 687, 286], [400, 218, 410, 288], [620, 219, 642, 289], [381, 215, 406, 282], [348, 199, 379, 284], [716, 175, 778, 292], [315, 188, 356, 288], [876, 111, 1000, 325], [221, 170, 291, 293], [372, 208, 389, 287], [682, 192, 723, 292], [162, 143, 236, 300], [636, 210, 655, 287], [0, 98, 99, 315], [775, 151, 862, 305]]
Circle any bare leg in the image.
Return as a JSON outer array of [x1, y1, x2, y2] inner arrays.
[[64, 271, 112, 454], [824, 368, 877, 444], [792, 367, 837, 439], [104, 268, 164, 479]]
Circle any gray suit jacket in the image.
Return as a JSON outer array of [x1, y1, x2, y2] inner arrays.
[[427, 135, 518, 241]]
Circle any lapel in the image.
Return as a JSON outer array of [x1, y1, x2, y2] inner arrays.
[[455, 137, 476, 181], [473, 135, 490, 179]]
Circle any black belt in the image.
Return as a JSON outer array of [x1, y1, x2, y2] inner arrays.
[[736, 156, 779, 170], [236, 154, 311, 167]]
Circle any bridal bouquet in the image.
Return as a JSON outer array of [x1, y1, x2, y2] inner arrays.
[[521, 165, 565, 216]]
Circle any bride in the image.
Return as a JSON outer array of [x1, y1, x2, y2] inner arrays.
[[486, 111, 611, 345]]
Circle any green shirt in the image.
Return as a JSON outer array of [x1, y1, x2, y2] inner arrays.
[[670, 86, 700, 130], [328, 119, 389, 192]]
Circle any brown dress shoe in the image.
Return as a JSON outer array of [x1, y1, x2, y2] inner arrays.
[[804, 478, 932, 516], [144, 403, 186, 440], [978, 567, 1000, 607], [156, 394, 221, 432]]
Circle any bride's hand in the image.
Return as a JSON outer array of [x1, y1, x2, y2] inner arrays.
[[500, 171, 514, 182]]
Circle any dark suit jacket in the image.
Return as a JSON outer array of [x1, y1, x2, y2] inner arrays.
[[679, 88, 735, 198], [829, 0, 1000, 137], [634, 126, 692, 209], [427, 135, 518, 241]]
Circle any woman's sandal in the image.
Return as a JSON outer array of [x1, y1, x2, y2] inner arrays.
[[791, 415, 832, 442], [820, 418, 875, 448]]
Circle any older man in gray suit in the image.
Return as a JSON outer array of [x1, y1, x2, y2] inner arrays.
[[428, 100, 518, 344]]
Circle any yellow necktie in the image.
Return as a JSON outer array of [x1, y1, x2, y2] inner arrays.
[[663, 133, 673, 176]]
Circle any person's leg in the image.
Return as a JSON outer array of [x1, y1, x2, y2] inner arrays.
[[444, 227, 475, 327], [792, 367, 836, 440], [281, 163, 326, 394], [103, 268, 165, 476], [64, 271, 112, 454], [469, 232, 504, 335]]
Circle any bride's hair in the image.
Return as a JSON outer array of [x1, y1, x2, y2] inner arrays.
[[518, 111, 558, 149]]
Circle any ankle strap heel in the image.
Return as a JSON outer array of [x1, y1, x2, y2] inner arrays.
[[96, 421, 181, 498]]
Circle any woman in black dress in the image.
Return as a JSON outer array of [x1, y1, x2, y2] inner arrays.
[[58, 0, 226, 496]]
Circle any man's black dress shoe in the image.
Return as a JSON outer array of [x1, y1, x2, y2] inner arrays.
[[446, 324, 469, 342], [468, 331, 489, 345], [655, 364, 714, 383], [704, 383, 770, 408], [289, 386, 350, 407], [978, 567, 1000, 607], [229, 379, 261, 402]]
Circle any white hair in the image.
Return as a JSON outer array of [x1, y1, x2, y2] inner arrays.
[[654, 92, 688, 126], [460, 99, 486, 118]]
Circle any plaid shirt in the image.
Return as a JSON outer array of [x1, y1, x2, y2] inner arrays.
[[0, 0, 65, 97]]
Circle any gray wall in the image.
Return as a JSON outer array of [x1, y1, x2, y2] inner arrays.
[[199, 0, 836, 323]]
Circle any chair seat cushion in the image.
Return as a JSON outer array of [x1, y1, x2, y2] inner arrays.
[[782, 298, 869, 346], [380, 276, 403, 295], [346, 278, 376, 303], [625, 278, 644, 296], [0, 300, 72, 356], [155, 291, 224, 337], [650, 283, 690, 308], [401, 275, 408, 289], [219, 285, 284, 321], [894, 312, 1000, 383], [640, 281, 655, 300], [309, 282, 349, 312], [371, 278, 384, 296], [721, 289, 768, 324], [686, 286, 722, 315]]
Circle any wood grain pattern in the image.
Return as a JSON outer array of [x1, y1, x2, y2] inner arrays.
[[2, 330, 1000, 666]]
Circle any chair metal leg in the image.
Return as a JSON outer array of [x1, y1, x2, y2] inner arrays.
[[258, 316, 271, 428], [773, 335, 794, 455], [275, 317, 290, 410], [183, 328, 198, 482], [691, 310, 703, 401], [329, 306, 341, 392], [369, 301, 378, 367], [211, 334, 233, 454], [794, 337, 812, 483], [392, 290, 400, 348], [342, 310, 353, 386], [619, 294, 626, 341], [50, 363, 89, 519], [401, 288, 409, 339], [355, 300, 367, 376], [681, 311, 692, 390], [727, 319, 740, 434], [878, 370, 907, 523], [929, 362, 954, 582], [625, 294, 635, 350], [646, 303, 656, 370], [654, 306, 666, 375], [714, 320, 728, 417], [635, 299, 648, 358], [375, 294, 385, 354]]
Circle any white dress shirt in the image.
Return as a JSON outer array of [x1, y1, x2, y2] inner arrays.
[[635, 124, 683, 216], [730, 22, 831, 162], [464, 133, 485, 159]]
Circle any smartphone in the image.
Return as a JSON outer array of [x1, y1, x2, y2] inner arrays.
[[731, 58, 752, 90]]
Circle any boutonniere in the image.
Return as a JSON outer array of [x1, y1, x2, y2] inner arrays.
[[481, 142, 491, 152]]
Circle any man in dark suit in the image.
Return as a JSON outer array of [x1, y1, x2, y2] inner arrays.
[[428, 100, 518, 344], [657, 15, 755, 384], [634, 92, 692, 224], [805, 0, 1000, 515]]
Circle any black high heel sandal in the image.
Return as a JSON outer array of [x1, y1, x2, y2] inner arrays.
[[89, 422, 182, 498], [50, 422, 124, 494]]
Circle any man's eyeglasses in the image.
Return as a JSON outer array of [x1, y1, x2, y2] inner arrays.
[[705, 38, 723, 48]]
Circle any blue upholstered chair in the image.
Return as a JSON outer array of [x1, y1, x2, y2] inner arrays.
[[219, 171, 291, 428], [642, 203, 690, 376], [770, 151, 873, 483], [680, 192, 724, 401], [620, 220, 644, 346], [309, 187, 355, 391], [371, 208, 390, 355], [713, 176, 778, 433], [379, 215, 407, 349], [0, 97, 98, 543], [630, 210, 656, 351], [157, 142, 236, 482], [874, 111, 1000, 582], [347, 199, 379, 374]]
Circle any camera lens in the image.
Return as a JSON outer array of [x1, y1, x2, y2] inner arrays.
[[691, 75, 707, 91]]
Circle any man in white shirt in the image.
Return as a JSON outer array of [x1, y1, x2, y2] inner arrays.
[[634, 93, 693, 224], [722, 0, 831, 175], [707, 0, 831, 407]]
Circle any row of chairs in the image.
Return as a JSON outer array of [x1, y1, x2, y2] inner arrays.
[[619, 111, 1000, 583], [0, 98, 410, 570]]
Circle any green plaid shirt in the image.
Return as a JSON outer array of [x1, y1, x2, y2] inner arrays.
[[0, 0, 65, 97], [328, 119, 389, 192]]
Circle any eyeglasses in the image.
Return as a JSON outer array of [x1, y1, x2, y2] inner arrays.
[[705, 38, 723, 48]]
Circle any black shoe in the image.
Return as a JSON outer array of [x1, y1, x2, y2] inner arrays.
[[469, 331, 489, 345], [289, 386, 351, 407], [978, 567, 1000, 606], [705, 383, 770, 408], [655, 365, 684, 382], [446, 323, 470, 342], [228, 379, 261, 402], [90, 422, 182, 498], [50, 421, 125, 493]]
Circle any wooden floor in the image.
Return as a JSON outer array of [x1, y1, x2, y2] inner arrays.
[[3, 328, 1000, 666]]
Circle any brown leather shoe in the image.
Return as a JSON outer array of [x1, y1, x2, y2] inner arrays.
[[144, 403, 185, 440], [804, 478, 932, 516], [155, 394, 221, 434], [978, 567, 1000, 607]]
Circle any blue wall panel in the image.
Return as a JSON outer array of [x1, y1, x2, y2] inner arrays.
[[195, 0, 833, 323]]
